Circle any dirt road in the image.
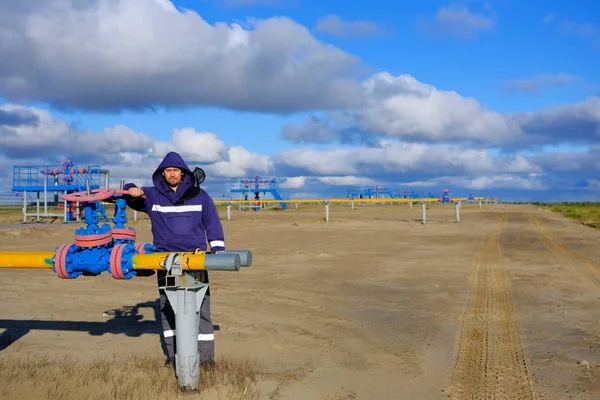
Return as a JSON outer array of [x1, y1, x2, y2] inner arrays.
[[1, 203, 600, 399]]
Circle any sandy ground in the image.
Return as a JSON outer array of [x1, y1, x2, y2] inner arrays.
[[2, 202, 600, 399]]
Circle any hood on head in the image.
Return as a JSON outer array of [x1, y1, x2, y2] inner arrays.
[[153, 151, 194, 197]]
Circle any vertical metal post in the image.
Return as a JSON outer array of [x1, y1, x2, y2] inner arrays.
[[456, 202, 460, 223], [479, 200, 482, 209], [227, 202, 231, 221], [409, 202, 413, 209], [22, 190, 27, 223], [351, 201, 355, 210], [43, 176, 48, 218], [422, 202, 426, 224], [325, 201, 330, 223], [63, 190, 67, 222], [133, 210, 138, 221], [296, 203, 298, 209], [36, 192, 40, 222]]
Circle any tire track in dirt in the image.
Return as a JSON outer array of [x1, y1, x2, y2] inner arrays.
[[446, 213, 539, 400], [529, 214, 600, 289]]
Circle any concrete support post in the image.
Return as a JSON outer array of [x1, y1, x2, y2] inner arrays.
[[325, 201, 330, 223], [351, 201, 355, 210], [410, 202, 413, 209], [422, 202, 426, 224], [227, 202, 231, 221], [479, 200, 482, 209], [456, 202, 460, 223]]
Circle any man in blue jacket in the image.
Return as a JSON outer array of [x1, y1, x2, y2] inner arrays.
[[124, 151, 225, 368]]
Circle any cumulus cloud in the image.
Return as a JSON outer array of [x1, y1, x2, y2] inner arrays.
[[0, 0, 362, 113], [418, 2, 495, 40], [281, 72, 600, 150], [507, 98, 600, 147], [0, 104, 271, 193], [356, 72, 518, 143], [3, 103, 600, 200], [282, 116, 338, 144], [280, 176, 307, 189], [446, 175, 547, 191], [274, 139, 541, 180], [504, 73, 584, 92], [314, 15, 383, 37], [316, 176, 377, 186]]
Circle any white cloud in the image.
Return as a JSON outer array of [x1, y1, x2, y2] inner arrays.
[[280, 176, 307, 189], [317, 176, 377, 186], [356, 72, 518, 143], [504, 73, 584, 92], [283, 72, 600, 150], [275, 139, 541, 178], [0, 0, 362, 112], [153, 129, 228, 164], [447, 175, 548, 190], [418, 2, 495, 40], [314, 15, 382, 37], [208, 146, 273, 177], [0, 104, 271, 191]]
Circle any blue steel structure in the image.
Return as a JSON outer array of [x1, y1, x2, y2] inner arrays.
[[439, 189, 452, 203], [12, 160, 108, 222], [230, 176, 289, 210], [347, 186, 435, 200]]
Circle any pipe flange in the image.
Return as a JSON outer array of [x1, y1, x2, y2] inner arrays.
[[54, 243, 77, 279], [74, 231, 113, 248], [111, 228, 136, 241]]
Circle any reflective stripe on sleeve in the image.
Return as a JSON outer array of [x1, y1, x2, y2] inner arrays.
[[210, 240, 225, 248]]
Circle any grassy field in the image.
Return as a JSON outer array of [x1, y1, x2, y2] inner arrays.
[[0, 352, 261, 400], [534, 202, 600, 230]]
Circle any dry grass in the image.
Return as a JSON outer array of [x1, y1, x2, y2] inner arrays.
[[0, 352, 261, 400], [536, 202, 600, 230]]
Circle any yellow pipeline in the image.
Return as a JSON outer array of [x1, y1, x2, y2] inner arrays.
[[0, 252, 55, 269], [131, 252, 208, 271], [0, 251, 210, 271], [215, 197, 464, 205]]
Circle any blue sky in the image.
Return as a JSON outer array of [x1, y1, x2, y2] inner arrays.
[[0, 0, 599, 201]]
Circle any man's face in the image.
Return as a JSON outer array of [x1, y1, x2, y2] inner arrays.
[[163, 167, 183, 188]]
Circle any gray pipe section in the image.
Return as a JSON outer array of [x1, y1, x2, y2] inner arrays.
[[203, 253, 241, 271], [216, 250, 252, 267]]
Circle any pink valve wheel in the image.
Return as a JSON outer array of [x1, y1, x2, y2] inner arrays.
[[55, 243, 76, 279], [110, 244, 128, 279], [62, 188, 116, 202]]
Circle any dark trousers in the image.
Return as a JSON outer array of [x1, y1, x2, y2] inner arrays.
[[157, 270, 215, 361]]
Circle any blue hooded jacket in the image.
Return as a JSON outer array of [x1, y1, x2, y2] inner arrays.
[[123, 151, 225, 253]]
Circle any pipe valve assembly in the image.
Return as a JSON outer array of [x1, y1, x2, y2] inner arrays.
[[0, 185, 252, 393]]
